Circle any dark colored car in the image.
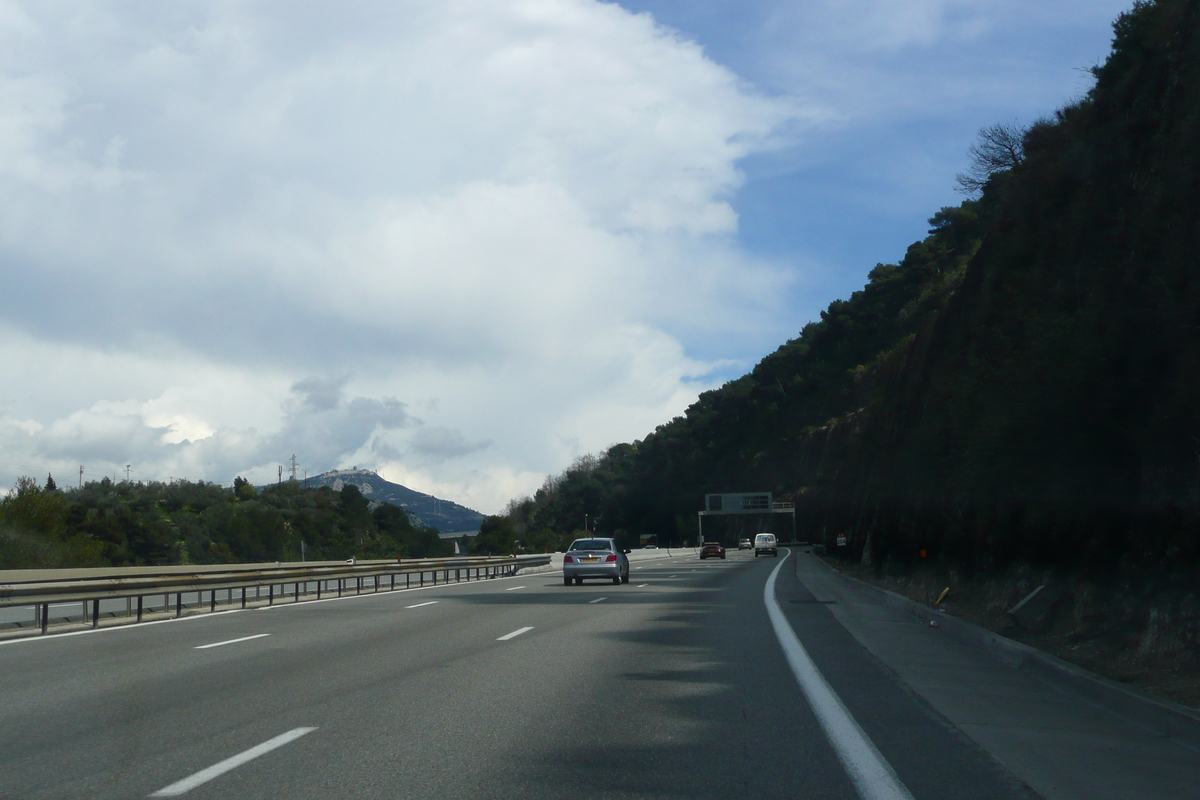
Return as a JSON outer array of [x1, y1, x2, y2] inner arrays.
[[699, 542, 725, 559]]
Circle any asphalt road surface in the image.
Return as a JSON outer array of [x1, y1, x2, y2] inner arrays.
[[1, 550, 1041, 799]]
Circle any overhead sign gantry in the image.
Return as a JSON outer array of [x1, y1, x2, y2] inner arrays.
[[698, 492, 796, 544]]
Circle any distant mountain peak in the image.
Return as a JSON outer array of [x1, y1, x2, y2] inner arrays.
[[305, 469, 484, 533]]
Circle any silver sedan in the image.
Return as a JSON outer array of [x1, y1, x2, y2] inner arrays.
[[562, 538, 630, 585]]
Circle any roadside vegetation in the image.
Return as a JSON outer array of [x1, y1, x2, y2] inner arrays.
[[0, 475, 450, 569]]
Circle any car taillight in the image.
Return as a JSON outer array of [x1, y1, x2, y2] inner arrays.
[[605, 554, 618, 562], [564, 555, 574, 563]]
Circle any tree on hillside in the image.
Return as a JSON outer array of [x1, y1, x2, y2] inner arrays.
[[474, 515, 517, 555], [956, 122, 1026, 194], [233, 476, 257, 501]]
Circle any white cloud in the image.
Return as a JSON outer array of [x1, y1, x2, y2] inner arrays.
[[0, 0, 798, 512]]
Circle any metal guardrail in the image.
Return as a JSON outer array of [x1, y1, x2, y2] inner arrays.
[[0, 554, 552, 635]]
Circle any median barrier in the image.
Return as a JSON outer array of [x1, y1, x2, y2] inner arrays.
[[0, 554, 551, 637]]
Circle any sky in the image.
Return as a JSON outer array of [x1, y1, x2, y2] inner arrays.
[[0, 0, 1132, 513]]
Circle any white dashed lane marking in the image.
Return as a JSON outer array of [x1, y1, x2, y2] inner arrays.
[[149, 727, 317, 797], [194, 634, 271, 650], [497, 627, 534, 641]]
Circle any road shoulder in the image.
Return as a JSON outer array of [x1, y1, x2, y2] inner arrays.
[[793, 550, 1200, 800]]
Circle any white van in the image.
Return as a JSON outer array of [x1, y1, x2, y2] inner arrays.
[[754, 533, 778, 557]]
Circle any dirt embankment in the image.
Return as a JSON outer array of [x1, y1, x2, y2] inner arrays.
[[823, 556, 1200, 710]]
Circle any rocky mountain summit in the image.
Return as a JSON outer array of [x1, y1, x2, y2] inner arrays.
[[305, 469, 484, 533]]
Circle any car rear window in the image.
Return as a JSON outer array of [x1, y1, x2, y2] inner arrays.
[[755, 534, 774, 543], [569, 539, 612, 551]]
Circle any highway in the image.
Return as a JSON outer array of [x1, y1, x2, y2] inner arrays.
[[0, 550, 1194, 799]]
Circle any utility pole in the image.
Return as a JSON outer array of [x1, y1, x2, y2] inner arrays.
[[78, 465, 84, 488], [278, 465, 283, 486], [125, 464, 131, 481], [303, 470, 307, 489]]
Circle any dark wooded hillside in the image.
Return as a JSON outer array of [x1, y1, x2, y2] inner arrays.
[[0, 475, 450, 568]]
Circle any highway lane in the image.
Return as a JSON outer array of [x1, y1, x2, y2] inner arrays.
[[0, 551, 1034, 800]]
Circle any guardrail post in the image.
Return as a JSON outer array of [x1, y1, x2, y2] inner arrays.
[[136, 596, 143, 622], [390, 574, 395, 591], [92, 599, 100, 628], [269, 585, 274, 606], [241, 587, 246, 609], [178, 593, 183, 617], [317, 581, 322, 600], [40, 602, 48, 634], [294, 582, 299, 603], [210, 590, 216, 613], [356, 577, 361, 595]]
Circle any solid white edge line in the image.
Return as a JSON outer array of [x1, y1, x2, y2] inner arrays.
[[505, 585, 526, 591], [589, 597, 608, 604], [194, 633, 271, 650], [405, 601, 439, 609], [496, 626, 534, 641], [0, 609, 246, 647], [148, 727, 317, 797], [764, 550, 914, 800]]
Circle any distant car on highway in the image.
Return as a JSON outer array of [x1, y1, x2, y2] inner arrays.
[[754, 533, 778, 557], [643, 544, 658, 549], [563, 538, 630, 585], [737, 538, 751, 550], [699, 542, 725, 559]]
